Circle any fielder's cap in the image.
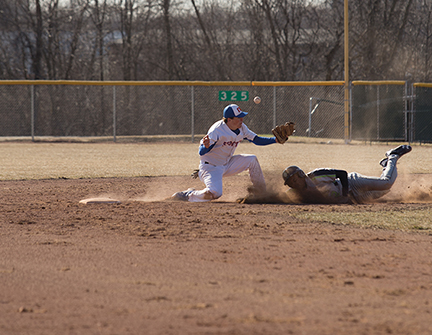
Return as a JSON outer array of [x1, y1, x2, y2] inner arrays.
[[223, 104, 248, 118], [282, 166, 305, 185]]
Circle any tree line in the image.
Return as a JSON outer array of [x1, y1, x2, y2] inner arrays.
[[0, 0, 431, 82]]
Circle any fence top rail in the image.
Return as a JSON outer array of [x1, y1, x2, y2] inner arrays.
[[0, 80, 249, 86], [352, 80, 406, 85], [252, 81, 344, 86], [5, 80, 432, 87], [414, 82, 432, 88], [0, 80, 345, 87]]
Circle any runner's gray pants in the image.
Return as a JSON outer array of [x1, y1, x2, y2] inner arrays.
[[348, 154, 399, 203]]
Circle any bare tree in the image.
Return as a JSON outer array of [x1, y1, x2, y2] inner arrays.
[[316, 0, 345, 81], [64, 1, 89, 79], [422, 4, 432, 81], [88, 0, 108, 80], [5, 0, 45, 79], [412, 0, 432, 81], [42, 0, 90, 79], [240, 0, 272, 80], [114, 0, 156, 80], [160, 0, 175, 79], [350, 0, 414, 80], [186, 0, 239, 80], [119, 0, 134, 80], [0, 0, 93, 79], [33, 0, 44, 79], [243, 0, 317, 81], [0, 0, 431, 82]]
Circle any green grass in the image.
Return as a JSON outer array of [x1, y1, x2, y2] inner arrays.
[[294, 207, 432, 232]]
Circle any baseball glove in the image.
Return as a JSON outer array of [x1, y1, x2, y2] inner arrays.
[[272, 122, 295, 144], [191, 169, 199, 179]]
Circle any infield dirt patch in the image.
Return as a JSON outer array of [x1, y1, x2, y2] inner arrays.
[[1, 173, 432, 335]]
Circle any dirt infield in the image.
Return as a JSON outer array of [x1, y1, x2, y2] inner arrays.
[[1, 171, 432, 334]]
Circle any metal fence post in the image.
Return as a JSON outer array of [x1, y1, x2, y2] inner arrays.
[[113, 85, 117, 142], [273, 86, 276, 128], [349, 82, 352, 141], [376, 86, 380, 140], [31, 85, 35, 141], [191, 85, 195, 142], [404, 81, 408, 142], [404, 81, 415, 143], [308, 97, 313, 137], [410, 82, 414, 142]]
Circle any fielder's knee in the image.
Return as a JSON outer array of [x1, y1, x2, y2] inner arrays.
[[249, 154, 259, 163]]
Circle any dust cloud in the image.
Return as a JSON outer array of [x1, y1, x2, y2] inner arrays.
[[380, 174, 432, 203], [78, 174, 432, 205], [238, 174, 432, 204]]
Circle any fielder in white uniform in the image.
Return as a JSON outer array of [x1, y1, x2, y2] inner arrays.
[[282, 145, 412, 204], [172, 104, 280, 202]]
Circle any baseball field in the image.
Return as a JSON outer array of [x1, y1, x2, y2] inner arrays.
[[1, 139, 432, 334]]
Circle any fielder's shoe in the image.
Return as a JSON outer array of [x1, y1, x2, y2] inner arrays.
[[379, 145, 412, 167], [171, 188, 195, 201]]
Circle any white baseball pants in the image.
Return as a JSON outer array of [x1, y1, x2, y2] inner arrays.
[[188, 154, 266, 202]]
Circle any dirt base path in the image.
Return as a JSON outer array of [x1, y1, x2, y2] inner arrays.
[[1, 176, 432, 335]]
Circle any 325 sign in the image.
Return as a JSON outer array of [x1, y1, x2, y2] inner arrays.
[[219, 91, 249, 102]]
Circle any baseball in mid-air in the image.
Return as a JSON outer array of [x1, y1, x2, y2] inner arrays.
[[253, 96, 261, 104]]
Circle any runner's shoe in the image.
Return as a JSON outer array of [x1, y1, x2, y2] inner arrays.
[[171, 188, 195, 201], [385, 144, 412, 158], [379, 157, 388, 167], [379, 145, 412, 167]]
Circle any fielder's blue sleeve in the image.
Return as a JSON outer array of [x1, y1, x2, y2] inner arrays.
[[250, 135, 277, 146], [199, 142, 216, 156]]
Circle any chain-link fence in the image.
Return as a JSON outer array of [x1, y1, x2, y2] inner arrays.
[[413, 84, 432, 142], [0, 80, 431, 142], [351, 81, 406, 141]]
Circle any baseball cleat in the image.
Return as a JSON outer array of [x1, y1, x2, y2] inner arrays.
[[385, 145, 412, 158], [171, 188, 195, 201], [379, 157, 388, 167], [379, 145, 412, 167]]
